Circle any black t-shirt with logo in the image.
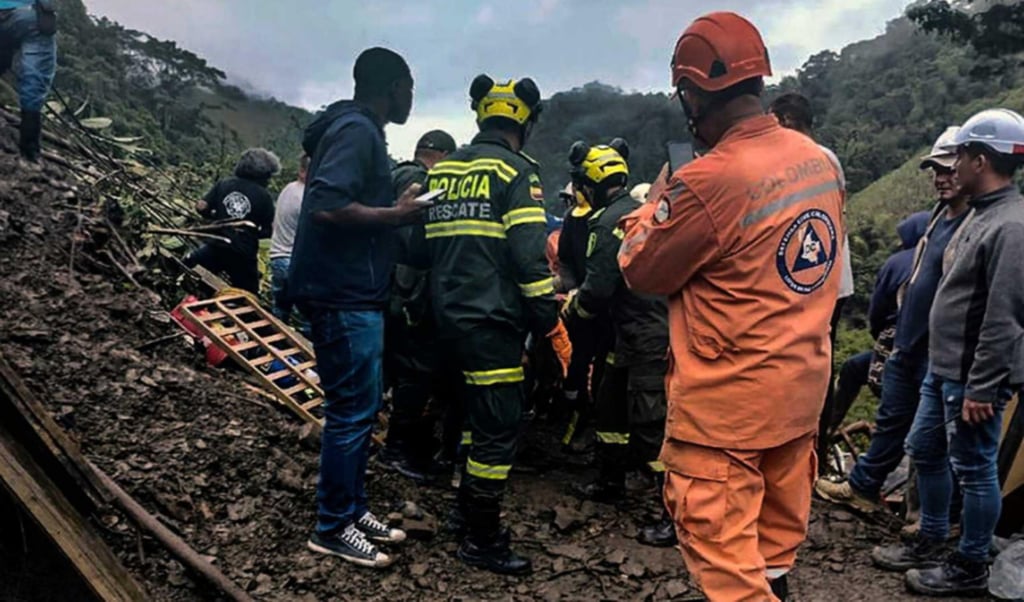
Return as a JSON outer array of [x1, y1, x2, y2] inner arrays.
[[200, 176, 274, 258]]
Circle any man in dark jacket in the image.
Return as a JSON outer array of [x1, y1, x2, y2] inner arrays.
[[562, 140, 672, 547], [288, 47, 425, 569], [417, 74, 571, 576], [900, 109, 1024, 596], [184, 148, 279, 294], [818, 126, 969, 517], [381, 129, 459, 481]]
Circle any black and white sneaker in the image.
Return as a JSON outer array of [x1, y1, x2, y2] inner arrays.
[[356, 511, 407, 544], [307, 524, 393, 568]]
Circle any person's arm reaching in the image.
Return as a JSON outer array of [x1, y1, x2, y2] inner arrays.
[[618, 177, 721, 296], [195, 182, 219, 218], [305, 122, 424, 227]]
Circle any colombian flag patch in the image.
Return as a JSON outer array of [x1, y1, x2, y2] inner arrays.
[[529, 173, 544, 202]]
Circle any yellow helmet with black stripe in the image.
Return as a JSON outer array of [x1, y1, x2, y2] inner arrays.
[[569, 138, 630, 188], [470, 74, 542, 126]]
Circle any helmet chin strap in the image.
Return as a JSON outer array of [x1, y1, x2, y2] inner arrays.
[[679, 92, 710, 149]]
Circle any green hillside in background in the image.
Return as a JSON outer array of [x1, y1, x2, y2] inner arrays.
[[4, 0, 1022, 334]]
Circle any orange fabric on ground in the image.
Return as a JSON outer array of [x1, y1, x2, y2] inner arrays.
[[618, 115, 844, 450], [662, 433, 817, 602]]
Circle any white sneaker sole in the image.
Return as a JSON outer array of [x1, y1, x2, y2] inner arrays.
[[306, 539, 392, 568]]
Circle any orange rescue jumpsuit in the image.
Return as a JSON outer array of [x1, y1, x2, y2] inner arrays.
[[618, 115, 844, 601]]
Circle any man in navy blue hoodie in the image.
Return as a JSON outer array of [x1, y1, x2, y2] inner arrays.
[[288, 47, 426, 569], [828, 211, 930, 433]]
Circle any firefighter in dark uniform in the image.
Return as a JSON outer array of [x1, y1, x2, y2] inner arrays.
[[557, 181, 614, 450], [381, 130, 461, 481], [418, 75, 572, 576], [562, 140, 675, 547]]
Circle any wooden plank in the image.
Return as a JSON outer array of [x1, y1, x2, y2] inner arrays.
[[0, 353, 109, 509], [281, 383, 309, 397], [0, 428, 148, 601]]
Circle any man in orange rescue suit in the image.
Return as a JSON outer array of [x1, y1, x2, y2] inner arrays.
[[419, 74, 571, 576], [618, 12, 844, 602]]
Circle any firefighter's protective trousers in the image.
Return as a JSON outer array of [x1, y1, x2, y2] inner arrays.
[[451, 327, 526, 535], [594, 359, 668, 481]]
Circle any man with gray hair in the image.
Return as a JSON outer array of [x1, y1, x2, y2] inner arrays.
[[185, 147, 280, 294]]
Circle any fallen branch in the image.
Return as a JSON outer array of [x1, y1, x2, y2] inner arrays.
[[147, 228, 231, 245], [135, 331, 187, 351], [86, 461, 254, 602], [187, 220, 257, 232]]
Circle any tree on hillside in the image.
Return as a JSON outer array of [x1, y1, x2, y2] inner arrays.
[[908, 0, 1024, 57], [526, 82, 690, 196]]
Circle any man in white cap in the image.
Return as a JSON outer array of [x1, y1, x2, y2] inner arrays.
[[817, 126, 970, 525]]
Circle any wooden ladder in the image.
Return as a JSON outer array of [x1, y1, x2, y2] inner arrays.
[[178, 291, 325, 429]]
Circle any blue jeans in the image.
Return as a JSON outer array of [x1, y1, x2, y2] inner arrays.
[[906, 370, 1009, 562], [306, 308, 384, 535], [849, 350, 929, 497], [0, 5, 56, 111]]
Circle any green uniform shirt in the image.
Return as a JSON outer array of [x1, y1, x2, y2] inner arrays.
[[390, 160, 431, 326], [418, 131, 558, 338], [576, 191, 668, 366]]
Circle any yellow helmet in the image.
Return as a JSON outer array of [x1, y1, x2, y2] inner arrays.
[[470, 74, 542, 126], [569, 138, 630, 188]]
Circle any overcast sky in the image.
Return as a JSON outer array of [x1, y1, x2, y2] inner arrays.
[[84, 0, 911, 157]]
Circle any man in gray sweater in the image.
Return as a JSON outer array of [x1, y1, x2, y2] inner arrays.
[[893, 109, 1024, 597]]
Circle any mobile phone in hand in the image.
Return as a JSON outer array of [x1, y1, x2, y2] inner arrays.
[[413, 188, 445, 207], [667, 142, 695, 174]]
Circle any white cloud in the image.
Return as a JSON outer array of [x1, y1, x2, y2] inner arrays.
[[386, 113, 478, 162], [474, 4, 496, 25], [752, 0, 903, 78]]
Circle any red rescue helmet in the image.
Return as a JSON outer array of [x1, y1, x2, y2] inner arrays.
[[671, 12, 772, 92]]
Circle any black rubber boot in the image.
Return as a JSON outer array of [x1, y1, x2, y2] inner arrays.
[[770, 574, 789, 601], [905, 552, 989, 597], [18, 110, 42, 162], [871, 532, 947, 572], [457, 499, 531, 576], [457, 528, 533, 576], [443, 504, 467, 536], [637, 510, 678, 548]]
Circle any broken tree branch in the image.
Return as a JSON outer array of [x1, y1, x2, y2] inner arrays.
[[86, 461, 254, 602], [147, 228, 231, 245]]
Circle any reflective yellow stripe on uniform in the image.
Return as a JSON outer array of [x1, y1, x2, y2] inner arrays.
[[519, 277, 555, 298], [648, 460, 666, 473], [464, 367, 525, 386], [424, 220, 506, 240], [461, 431, 473, 446], [502, 207, 547, 229], [466, 457, 512, 480], [597, 432, 630, 444], [606, 352, 617, 366], [431, 158, 518, 184]]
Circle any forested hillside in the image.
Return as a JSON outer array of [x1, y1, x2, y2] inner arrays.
[[3, 0, 1021, 328], [0, 0, 310, 173], [523, 7, 1024, 326]]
